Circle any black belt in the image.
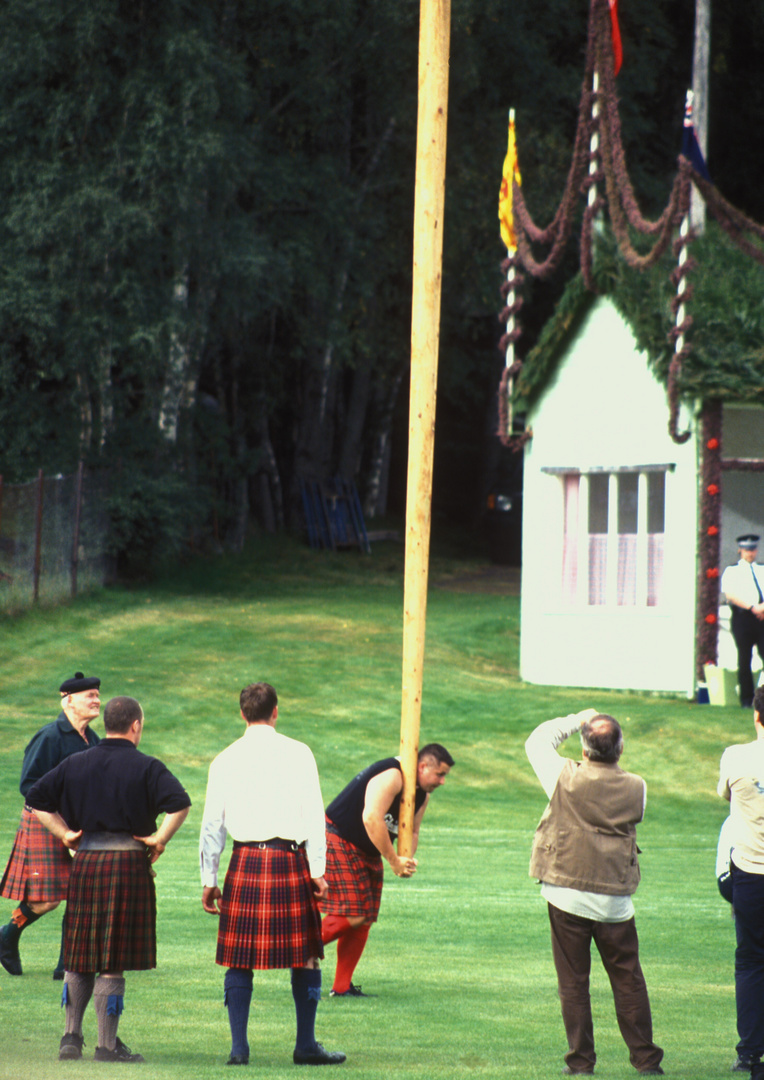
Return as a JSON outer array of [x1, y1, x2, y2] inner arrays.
[[233, 838, 304, 852]]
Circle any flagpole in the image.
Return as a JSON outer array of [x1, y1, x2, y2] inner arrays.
[[588, 70, 600, 213], [675, 91, 693, 359], [397, 0, 451, 858], [503, 108, 516, 438]]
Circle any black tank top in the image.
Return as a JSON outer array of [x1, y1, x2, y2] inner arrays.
[[326, 757, 427, 856]]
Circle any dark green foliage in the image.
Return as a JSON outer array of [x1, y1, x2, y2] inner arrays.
[[0, 0, 762, 559], [106, 460, 197, 575]]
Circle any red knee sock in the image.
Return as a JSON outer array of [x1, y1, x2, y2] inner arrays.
[[321, 915, 352, 945], [333, 925, 370, 994]]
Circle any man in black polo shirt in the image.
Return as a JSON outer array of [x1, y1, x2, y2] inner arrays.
[[26, 696, 190, 1063], [319, 744, 453, 997]]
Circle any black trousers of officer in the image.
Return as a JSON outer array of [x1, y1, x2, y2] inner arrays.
[[731, 607, 764, 707]]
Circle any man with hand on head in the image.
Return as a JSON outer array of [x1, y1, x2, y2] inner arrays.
[[526, 710, 663, 1077], [319, 743, 454, 997], [0, 671, 101, 979], [200, 682, 345, 1067], [26, 695, 191, 1063]]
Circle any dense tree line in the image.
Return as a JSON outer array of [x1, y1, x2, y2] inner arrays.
[[0, 0, 760, 563]]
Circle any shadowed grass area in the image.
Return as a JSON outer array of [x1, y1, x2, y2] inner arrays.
[[0, 533, 747, 1078]]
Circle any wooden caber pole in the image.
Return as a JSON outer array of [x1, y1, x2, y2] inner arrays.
[[398, 0, 451, 858]]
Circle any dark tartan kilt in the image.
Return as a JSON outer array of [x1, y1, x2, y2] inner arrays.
[[216, 844, 323, 970], [318, 825, 384, 922], [0, 807, 72, 903], [64, 850, 156, 972]]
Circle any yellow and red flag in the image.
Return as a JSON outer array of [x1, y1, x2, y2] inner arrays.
[[498, 114, 522, 252]]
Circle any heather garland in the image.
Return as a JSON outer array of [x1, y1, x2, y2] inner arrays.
[[499, 0, 764, 451]]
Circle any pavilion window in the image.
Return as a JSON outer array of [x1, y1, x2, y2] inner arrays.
[[558, 468, 666, 608]]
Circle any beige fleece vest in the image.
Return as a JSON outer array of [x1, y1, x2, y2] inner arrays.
[[529, 758, 644, 896]]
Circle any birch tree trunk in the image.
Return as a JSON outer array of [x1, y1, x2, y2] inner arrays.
[[364, 369, 404, 519]]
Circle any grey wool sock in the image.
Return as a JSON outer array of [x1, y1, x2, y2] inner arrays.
[[94, 975, 126, 1051], [63, 972, 95, 1037]]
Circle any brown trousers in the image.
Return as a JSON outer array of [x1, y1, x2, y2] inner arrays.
[[547, 903, 663, 1073]]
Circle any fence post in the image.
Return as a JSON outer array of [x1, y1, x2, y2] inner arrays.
[[71, 461, 84, 598], [33, 469, 44, 603]]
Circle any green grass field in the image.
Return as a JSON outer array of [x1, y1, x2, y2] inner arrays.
[[0, 535, 748, 1078]]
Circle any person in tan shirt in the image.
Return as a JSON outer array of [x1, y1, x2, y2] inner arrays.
[[718, 684, 764, 1074]]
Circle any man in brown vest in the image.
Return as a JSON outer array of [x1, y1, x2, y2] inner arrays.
[[526, 710, 663, 1076]]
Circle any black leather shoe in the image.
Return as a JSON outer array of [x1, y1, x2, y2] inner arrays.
[[59, 1033, 84, 1060], [226, 1054, 249, 1065], [329, 983, 372, 998], [293, 1042, 346, 1066], [0, 925, 22, 976], [733, 1058, 760, 1073], [94, 1037, 145, 1062]]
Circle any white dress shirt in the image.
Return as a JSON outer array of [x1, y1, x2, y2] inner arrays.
[[721, 560, 764, 608], [526, 713, 645, 922], [199, 723, 327, 887]]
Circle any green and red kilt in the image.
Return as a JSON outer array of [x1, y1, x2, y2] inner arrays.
[[0, 806, 72, 903], [64, 850, 156, 972], [318, 822, 384, 922], [216, 841, 323, 970]]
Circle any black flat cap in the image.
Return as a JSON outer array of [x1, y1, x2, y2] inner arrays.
[[59, 672, 101, 694]]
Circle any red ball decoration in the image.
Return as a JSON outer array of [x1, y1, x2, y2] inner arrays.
[[707, 525, 719, 536], [705, 613, 718, 624], [706, 567, 720, 578], [707, 438, 719, 450], [707, 483, 720, 496]]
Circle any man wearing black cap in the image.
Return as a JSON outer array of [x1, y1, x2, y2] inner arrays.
[[0, 672, 101, 978], [722, 536, 764, 707]]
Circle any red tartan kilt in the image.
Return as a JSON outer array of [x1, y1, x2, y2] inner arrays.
[[0, 807, 72, 903], [216, 843, 323, 970], [64, 850, 156, 972], [318, 826, 384, 922]]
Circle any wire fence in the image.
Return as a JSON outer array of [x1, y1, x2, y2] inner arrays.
[[0, 466, 111, 613]]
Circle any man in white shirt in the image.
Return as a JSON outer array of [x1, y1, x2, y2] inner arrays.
[[526, 710, 663, 1076], [718, 685, 764, 1074], [721, 534, 764, 707], [200, 682, 345, 1067]]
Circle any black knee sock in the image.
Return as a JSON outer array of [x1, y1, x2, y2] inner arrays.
[[224, 968, 253, 1060], [5, 902, 42, 944], [291, 967, 322, 1054]]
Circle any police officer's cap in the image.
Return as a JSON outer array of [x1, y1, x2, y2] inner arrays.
[[737, 534, 761, 550], [59, 672, 101, 695]]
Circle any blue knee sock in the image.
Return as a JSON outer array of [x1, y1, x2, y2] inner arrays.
[[224, 968, 253, 1060], [291, 967, 322, 1054]]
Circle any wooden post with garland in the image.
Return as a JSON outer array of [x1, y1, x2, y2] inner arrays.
[[697, 401, 722, 678]]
